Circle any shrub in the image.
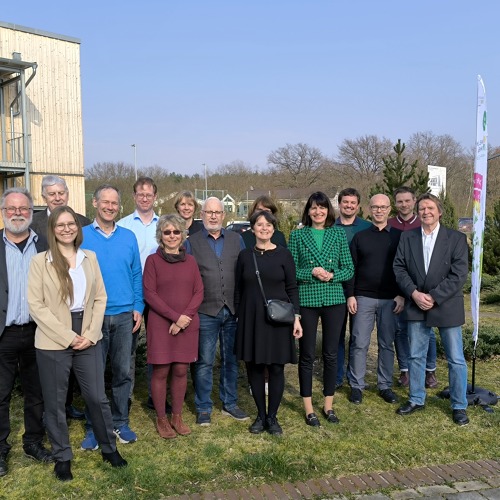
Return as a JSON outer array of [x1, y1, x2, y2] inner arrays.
[[436, 324, 500, 360]]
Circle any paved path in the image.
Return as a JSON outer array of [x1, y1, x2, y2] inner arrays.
[[167, 459, 500, 499]]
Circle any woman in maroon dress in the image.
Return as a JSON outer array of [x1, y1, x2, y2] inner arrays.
[[143, 214, 204, 439]]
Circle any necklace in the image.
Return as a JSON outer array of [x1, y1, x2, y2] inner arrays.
[[254, 245, 267, 255]]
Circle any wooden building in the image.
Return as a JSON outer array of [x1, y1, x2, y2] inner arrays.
[[0, 21, 85, 213]]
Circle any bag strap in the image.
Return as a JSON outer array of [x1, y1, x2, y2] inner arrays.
[[252, 252, 268, 307]]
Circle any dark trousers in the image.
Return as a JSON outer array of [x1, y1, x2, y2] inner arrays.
[[0, 323, 45, 455], [36, 312, 116, 461], [298, 304, 346, 398]]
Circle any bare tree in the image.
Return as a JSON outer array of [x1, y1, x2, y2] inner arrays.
[[267, 143, 327, 188], [336, 135, 393, 179], [406, 131, 472, 215]]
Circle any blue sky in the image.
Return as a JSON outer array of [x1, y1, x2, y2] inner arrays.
[[2, 1, 499, 175]]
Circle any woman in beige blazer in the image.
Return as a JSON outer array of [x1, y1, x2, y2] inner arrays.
[[28, 206, 127, 481]]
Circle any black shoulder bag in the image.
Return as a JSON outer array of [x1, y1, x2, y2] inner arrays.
[[252, 252, 295, 324]]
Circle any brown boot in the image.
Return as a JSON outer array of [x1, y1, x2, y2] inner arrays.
[[170, 414, 191, 435], [425, 371, 438, 388], [156, 416, 176, 439]]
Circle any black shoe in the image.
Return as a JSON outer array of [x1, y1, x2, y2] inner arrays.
[[452, 409, 469, 426], [102, 450, 128, 468], [305, 413, 321, 427], [349, 388, 363, 404], [396, 401, 425, 415], [249, 416, 265, 434], [54, 460, 73, 481], [0, 453, 7, 477], [323, 409, 340, 424], [24, 443, 54, 463], [265, 416, 283, 436], [146, 397, 172, 414], [379, 389, 398, 404], [66, 404, 85, 420]]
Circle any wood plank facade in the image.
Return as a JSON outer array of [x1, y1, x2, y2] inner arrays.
[[0, 21, 86, 214]]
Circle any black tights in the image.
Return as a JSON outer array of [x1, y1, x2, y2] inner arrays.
[[246, 362, 285, 419]]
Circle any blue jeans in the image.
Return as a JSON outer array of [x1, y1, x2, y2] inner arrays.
[[86, 312, 133, 429], [407, 321, 467, 409], [348, 296, 396, 391], [194, 307, 239, 414], [395, 317, 437, 371]]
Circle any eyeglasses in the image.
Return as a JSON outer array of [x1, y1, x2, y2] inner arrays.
[[135, 193, 155, 200], [370, 205, 390, 211], [2, 206, 32, 216], [202, 210, 224, 217], [55, 222, 77, 231], [162, 229, 182, 236]]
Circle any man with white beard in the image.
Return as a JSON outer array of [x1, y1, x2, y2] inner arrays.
[[0, 187, 53, 477]]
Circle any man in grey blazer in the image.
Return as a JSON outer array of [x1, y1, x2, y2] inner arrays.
[[30, 175, 90, 239], [393, 193, 469, 425]]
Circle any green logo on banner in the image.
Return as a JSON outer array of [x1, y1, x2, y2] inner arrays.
[[483, 111, 487, 131]]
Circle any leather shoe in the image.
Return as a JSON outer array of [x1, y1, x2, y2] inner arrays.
[[54, 460, 73, 481], [323, 409, 340, 424], [452, 409, 470, 426], [305, 413, 321, 427], [398, 371, 409, 387], [66, 404, 85, 420], [102, 450, 128, 468], [425, 371, 438, 388], [396, 402, 425, 415], [24, 442, 55, 463], [249, 416, 265, 434], [379, 389, 398, 404], [0, 453, 7, 477], [349, 388, 362, 404]]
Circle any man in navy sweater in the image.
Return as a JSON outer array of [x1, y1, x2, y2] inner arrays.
[[81, 185, 144, 450]]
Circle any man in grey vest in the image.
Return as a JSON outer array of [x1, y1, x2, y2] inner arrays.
[[185, 197, 248, 426]]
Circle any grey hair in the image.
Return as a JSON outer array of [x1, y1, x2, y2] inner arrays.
[[156, 214, 187, 246], [201, 196, 223, 211], [41, 175, 68, 195], [1, 187, 34, 209], [93, 184, 121, 204]]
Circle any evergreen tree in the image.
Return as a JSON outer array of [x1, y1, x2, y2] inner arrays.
[[371, 139, 430, 199], [482, 198, 500, 275], [438, 189, 458, 229]]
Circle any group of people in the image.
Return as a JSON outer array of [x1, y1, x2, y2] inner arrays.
[[0, 175, 470, 482]]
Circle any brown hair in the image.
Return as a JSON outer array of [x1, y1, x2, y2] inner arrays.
[[47, 206, 83, 305], [248, 195, 278, 219]]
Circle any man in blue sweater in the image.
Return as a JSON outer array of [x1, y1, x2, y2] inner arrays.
[[81, 185, 144, 450]]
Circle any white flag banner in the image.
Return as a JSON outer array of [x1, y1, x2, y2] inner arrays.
[[471, 75, 488, 345]]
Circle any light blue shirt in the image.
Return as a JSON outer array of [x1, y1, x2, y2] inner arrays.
[[117, 210, 159, 270], [4, 229, 38, 326]]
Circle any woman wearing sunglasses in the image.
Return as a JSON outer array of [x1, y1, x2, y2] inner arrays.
[[143, 214, 204, 439]]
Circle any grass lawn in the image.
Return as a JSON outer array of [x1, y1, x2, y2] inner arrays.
[[2, 305, 499, 499]]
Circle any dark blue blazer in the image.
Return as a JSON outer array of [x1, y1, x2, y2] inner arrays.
[[393, 226, 468, 328]]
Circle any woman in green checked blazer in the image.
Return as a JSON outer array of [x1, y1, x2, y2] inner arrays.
[[288, 192, 354, 427]]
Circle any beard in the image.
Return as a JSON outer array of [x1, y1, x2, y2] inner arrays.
[[3, 215, 32, 234]]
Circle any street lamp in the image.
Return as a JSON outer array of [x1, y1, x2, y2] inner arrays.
[[131, 144, 137, 180], [202, 163, 208, 200]]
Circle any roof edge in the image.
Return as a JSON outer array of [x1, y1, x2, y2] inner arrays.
[[0, 20, 80, 44]]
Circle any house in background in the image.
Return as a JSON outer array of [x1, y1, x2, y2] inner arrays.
[[0, 21, 86, 214]]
